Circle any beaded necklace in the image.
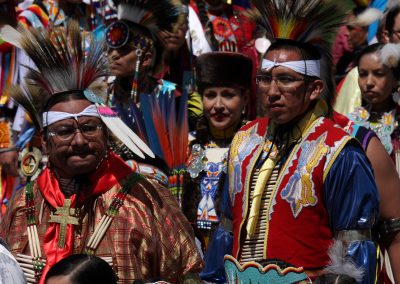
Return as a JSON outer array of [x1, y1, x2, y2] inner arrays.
[[19, 173, 142, 283]]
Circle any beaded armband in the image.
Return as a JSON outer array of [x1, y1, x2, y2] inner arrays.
[[379, 218, 400, 236]]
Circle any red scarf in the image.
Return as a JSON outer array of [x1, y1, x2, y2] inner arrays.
[[37, 152, 132, 283]]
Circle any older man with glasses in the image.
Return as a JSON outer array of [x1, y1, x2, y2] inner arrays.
[[0, 21, 202, 283]]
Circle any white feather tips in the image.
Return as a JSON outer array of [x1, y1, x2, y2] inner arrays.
[[117, 4, 150, 26], [96, 104, 155, 159], [325, 240, 365, 282], [0, 25, 23, 49], [352, 8, 383, 27], [379, 43, 400, 68]]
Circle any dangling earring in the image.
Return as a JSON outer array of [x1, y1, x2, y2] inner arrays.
[[131, 49, 143, 102], [392, 90, 400, 105]]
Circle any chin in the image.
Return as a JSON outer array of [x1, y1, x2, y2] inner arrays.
[[269, 115, 291, 125], [210, 121, 230, 131], [67, 157, 98, 174]]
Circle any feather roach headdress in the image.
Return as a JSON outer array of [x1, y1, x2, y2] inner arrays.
[[0, 21, 154, 159], [249, 0, 347, 55]]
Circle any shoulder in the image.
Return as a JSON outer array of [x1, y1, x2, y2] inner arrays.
[[110, 173, 165, 213], [319, 117, 356, 140], [119, 173, 184, 216], [238, 117, 268, 132], [230, 118, 268, 147]]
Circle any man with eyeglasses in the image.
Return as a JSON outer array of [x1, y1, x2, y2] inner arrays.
[[212, 0, 380, 283], [0, 22, 203, 283]]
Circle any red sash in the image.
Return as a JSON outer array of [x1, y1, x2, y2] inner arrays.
[[37, 152, 132, 283]]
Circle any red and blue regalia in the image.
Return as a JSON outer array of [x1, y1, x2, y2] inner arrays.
[[199, 0, 380, 282], [204, 101, 379, 283]]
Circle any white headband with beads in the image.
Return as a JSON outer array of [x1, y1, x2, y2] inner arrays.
[[43, 105, 100, 127], [261, 59, 321, 78]]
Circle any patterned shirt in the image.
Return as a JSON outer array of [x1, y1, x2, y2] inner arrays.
[[1, 175, 203, 283]]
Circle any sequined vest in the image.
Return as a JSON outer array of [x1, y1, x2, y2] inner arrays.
[[228, 116, 352, 269]]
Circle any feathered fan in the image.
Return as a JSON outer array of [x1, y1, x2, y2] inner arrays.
[[140, 80, 189, 203]]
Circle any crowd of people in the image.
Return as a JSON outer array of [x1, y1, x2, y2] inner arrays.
[[0, 0, 399, 283]]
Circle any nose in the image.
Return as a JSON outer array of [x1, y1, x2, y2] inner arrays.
[[70, 130, 88, 146], [214, 95, 225, 110], [266, 79, 281, 102], [365, 74, 375, 89]]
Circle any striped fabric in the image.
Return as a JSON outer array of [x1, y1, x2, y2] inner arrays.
[[1, 177, 203, 283]]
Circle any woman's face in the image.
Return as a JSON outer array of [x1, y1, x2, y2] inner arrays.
[[202, 86, 245, 130], [358, 52, 397, 110]]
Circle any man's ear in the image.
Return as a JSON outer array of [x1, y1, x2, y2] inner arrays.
[[309, 79, 324, 101], [141, 51, 153, 69]]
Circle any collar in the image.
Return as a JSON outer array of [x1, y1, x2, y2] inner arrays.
[[268, 100, 328, 145], [209, 120, 241, 141]]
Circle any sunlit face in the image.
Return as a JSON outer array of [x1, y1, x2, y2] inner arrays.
[[108, 46, 140, 77], [258, 49, 323, 125], [202, 86, 245, 130], [42, 99, 107, 179], [358, 52, 397, 110], [107, 27, 153, 77], [389, 13, 400, 43]]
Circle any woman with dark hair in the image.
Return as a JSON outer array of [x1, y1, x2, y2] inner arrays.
[[182, 51, 252, 282], [345, 42, 400, 283], [45, 254, 117, 284], [347, 43, 400, 167]]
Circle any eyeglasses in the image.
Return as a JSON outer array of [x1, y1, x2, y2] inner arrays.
[[48, 123, 103, 141], [256, 74, 305, 89]]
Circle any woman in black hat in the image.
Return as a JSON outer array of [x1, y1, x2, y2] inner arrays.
[[182, 51, 252, 281]]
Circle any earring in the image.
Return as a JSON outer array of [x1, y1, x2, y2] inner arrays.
[[131, 49, 143, 101], [392, 91, 400, 105]]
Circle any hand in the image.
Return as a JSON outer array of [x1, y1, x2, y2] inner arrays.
[[0, 150, 19, 177]]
